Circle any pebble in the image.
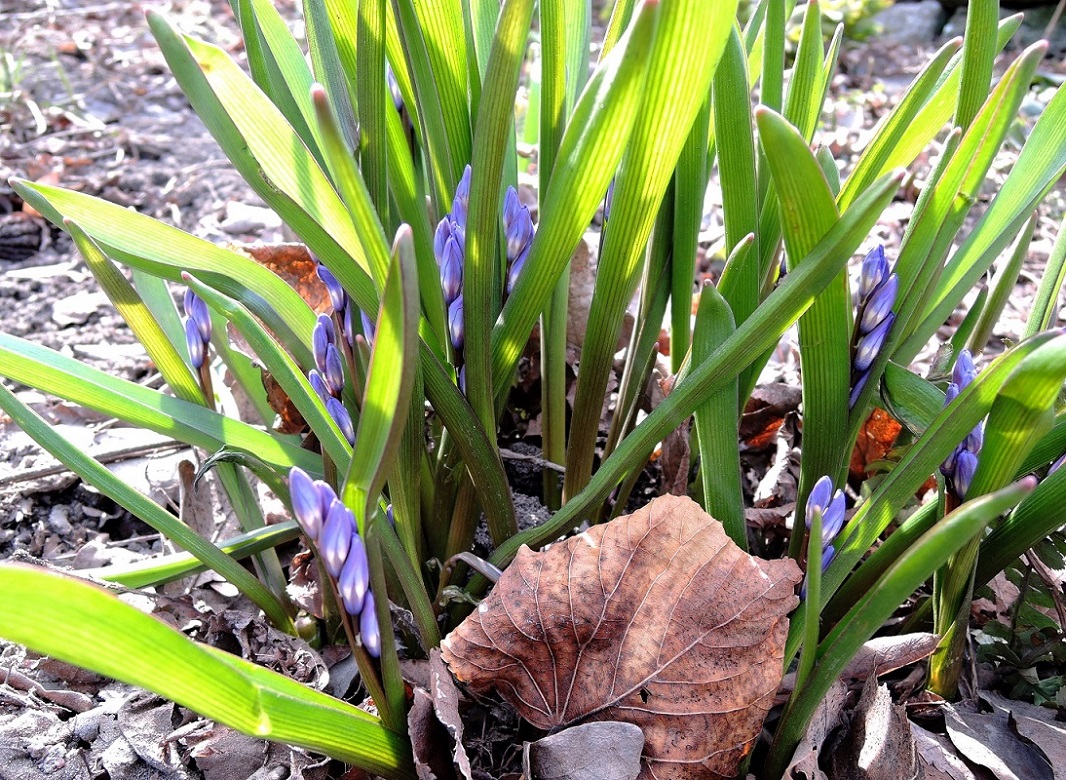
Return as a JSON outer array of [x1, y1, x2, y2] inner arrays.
[[47, 505, 72, 535]]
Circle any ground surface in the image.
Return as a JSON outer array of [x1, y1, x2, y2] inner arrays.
[[1, 1, 1065, 778]]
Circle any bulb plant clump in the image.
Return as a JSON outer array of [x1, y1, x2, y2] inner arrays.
[[0, 0, 1065, 778]]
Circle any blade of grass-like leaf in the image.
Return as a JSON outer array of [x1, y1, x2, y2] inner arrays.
[[692, 280, 744, 547], [757, 107, 852, 554], [69, 222, 202, 406], [600, 0, 638, 59], [563, 0, 738, 500], [955, 0, 998, 132], [897, 43, 1061, 362], [357, 0, 388, 218], [836, 37, 961, 211], [759, 0, 786, 113], [145, 12, 379, 317], [976, 464, 1066, 588], [303, 0, 358, 152], [463, 0, 535, 436], [342, 227, 419, 536], [785, 328, 1065, 663], [713, 25, 759, 331], [882, 15, 1021, 175], [0, 385, 293, 630], [311, 84, 391, 290], [1025, 214, 1066, 339], [889, 43, 1046, 359], [482, 170, 902, 575], [782, 0, 826, 141], [0, 334, 320, 474], [131, 271, 184, 361], [765, 478, 1034, 779], [180, 274, 350, 468], [88, 522, 302, 589], [968, 212, 1034, 353], [14, 181, 319, 366], [671, 98, 711, 372], [880, 360, 945, 437], [491, 2, 657, 403], [0, 565, 415, 777]]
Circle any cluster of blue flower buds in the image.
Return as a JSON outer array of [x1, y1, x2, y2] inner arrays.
[[183, 289, 212, 370], [308, 312, 356, 445], [432, 166, 535, 392], [939, 349, 983, 499], [289, 467, 380, 657], [850, 245, 898, 407], [801, 475, 846, 598]]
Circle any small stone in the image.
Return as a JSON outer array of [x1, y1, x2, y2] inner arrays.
[[872, 1, 946, 45], [47, 505, 72, 535], [51, 291, 110, 327]]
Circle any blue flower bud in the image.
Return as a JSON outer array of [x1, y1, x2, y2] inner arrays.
[[849, 370, 869, 409], [440, 236, 464, 305], [953, 349, 976, 389], [944, 382, 960, 406], [308, 369, 332, 403], [183, 288, 197, 318], [360, 308, 376, 344], [360, 588, 381, 658], [433, 217, 452, 264], [185, 318, 207, 369], [859, 274, 898, 334], [320, 498, 355, 578], [854, 312, 895, 372], [448, 295, 464, 350], [506, 244, 529, 296], [184, 293, 212, 343], [502, 187, 522, 232], [458, 364, 466, 395], [821, 544, 836, 572], [822, 490, 846, 543], [504, 208, 533, 264], [313, 314, 336, 373], [326, 396, 356, 445], [385, 63, 404, 113], [317, 264, 347, 313], [452, 165, 471, 229], [338, 534, 369, 616], [603, 180, 615, 222], [954, 449, 978, 498], [289, 467, 326, 539], [1050, 452, 1066, 475], [323, 343, 345, 396], [965, 420, 984, 455], [858, 245, 889, 301], [805, 476, 834, 528], [343, 300, 354, 347]]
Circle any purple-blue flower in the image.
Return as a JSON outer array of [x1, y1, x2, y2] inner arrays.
[[338, 534, 369, 616], [323, 343, 345, 397], [326, 396, 356, 445], [451, 165, 471, 229], [440, 236, 464, 305], [858, 245, 889, 301], [854, 312, 896, 372], [448, 295, 464, 350], [289, 467, 326, 539], [317, 263, 347, 313], [939, 348, 983, 498]]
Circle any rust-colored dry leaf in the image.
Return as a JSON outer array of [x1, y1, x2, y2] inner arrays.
[[262, 371, 308, 435], [441, 495, 801, 780], [233, 242, 331, 314], [848, 407, 902, 480]]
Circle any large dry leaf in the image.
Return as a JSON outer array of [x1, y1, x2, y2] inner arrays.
[[441, 495, 801, 780]]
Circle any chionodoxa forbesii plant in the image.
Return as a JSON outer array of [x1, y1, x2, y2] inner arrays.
[[1, 0, 1066, 778]]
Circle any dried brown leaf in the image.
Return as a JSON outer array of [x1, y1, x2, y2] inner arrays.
[[524, 721, 644, 780], [826, 680, 918, 780], [785, 678, 847, 780], [441, 495, 801, 780], [944, 702, 1053, 780]]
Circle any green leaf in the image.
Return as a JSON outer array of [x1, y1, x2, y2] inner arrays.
[[563, 0, 739, 499], [462, 0, 535, 436], [757, 107, 851, 541], [491, 2, 657, 402], [955, 0, 999, 132], [1025, 213, 1066, 339], [0, 383, 292, 630], [343, 226, 420, 526], [0, 565, 415, 778]]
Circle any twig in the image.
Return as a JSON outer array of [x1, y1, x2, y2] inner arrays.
[[0, 439, 188, 487], [497, 447, 566, 474]]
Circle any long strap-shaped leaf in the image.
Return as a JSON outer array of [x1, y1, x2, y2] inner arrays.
[[0, 333, 319, 474], [490, 2, 657, 403], [757, 108, 851, 546], [0, 565, 415, 778], [563, 0, 739, 499], [0, 384, 293, 630]]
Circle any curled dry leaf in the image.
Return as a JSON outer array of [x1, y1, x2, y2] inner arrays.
[[440, 495, 801, 780]]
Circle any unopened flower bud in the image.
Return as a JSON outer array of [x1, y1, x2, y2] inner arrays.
[[448, 295, 464, 350], [858, 245, 889, 301], [954, 449, 978, 498], [953, 349, 976, 389], [320, 498, 355, 578], [185, 318, 207, 369], [326, 396, 356, 445], [184, 292, 212, 343], [805, 476, 833, 527], [859, 274, 898, 334], [452, 165, 471, 229], [440, 236, 464, 305], [289, 467, 326, 539], [323, 343, 345, 396], [317, 264, 347, 313], [338, 534, 369, 616], [308, 369, 331, 403], [360, 588, 381, 658], [434, 217, 452, 264], [854, 312, 895, 372]]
